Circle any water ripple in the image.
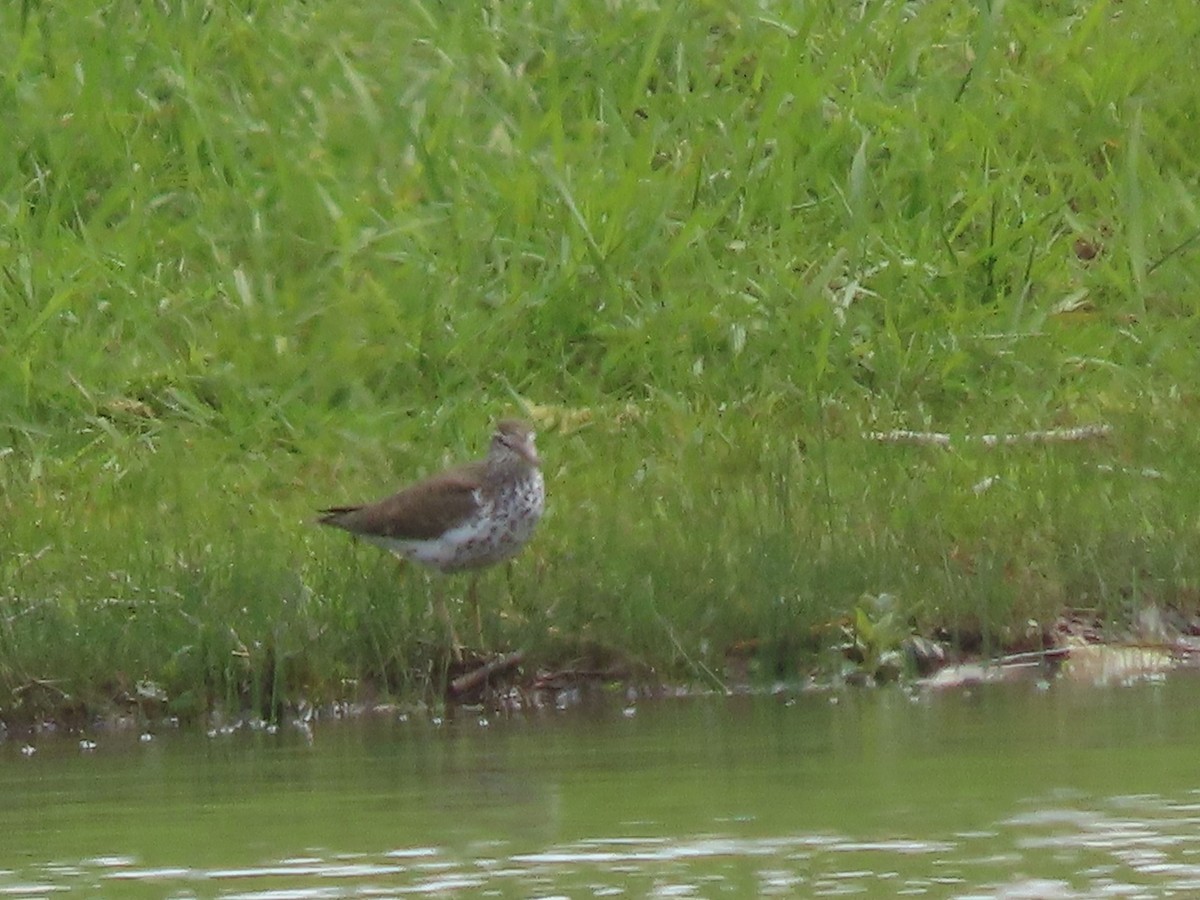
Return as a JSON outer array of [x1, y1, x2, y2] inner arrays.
[[7, 794, 1200, 897]]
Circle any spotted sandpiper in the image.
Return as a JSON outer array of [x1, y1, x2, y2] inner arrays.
[[317, 419, 545, 646]]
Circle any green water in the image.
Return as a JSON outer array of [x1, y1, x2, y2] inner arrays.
[[4, 678, 1200, 897]]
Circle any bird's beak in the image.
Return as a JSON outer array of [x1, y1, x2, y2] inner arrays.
[[520, 436, 542, 467]]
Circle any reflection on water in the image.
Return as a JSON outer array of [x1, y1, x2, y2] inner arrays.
[[10, 799, 1200, 897], [3, 678, 1200, 897]]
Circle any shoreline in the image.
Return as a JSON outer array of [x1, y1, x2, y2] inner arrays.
[[4, 607, 1196, 740]]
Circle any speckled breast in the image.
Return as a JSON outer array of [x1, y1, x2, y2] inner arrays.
[[442, 470, 545, 572]]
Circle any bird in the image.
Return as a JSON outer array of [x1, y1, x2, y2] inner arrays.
[[317, 418, 546, 650]]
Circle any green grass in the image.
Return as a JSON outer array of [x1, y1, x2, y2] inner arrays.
[[2, 0, 1199, 721]]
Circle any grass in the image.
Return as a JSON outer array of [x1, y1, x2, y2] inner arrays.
[[2, 0, 1199, 722]]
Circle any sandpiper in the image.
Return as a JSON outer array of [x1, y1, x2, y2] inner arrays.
[[318, 419, 545, 646]]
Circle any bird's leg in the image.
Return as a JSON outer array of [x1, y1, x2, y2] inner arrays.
[[430, 581, 462, 662], [400, 560, 462, 662], [505, 560, 519, 617], [469, 573, 483, 651], [504, 559, 538, 624]]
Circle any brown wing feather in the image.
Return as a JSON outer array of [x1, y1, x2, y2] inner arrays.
[[318, 461, 485, 541]]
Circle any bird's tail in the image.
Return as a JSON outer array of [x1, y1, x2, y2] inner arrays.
[[315, 506, 361, 528]]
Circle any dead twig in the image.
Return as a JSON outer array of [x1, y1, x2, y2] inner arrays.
[[658, 614, 729, 695], [449, 650, 525, 696], [867, 424, 1112, 448]]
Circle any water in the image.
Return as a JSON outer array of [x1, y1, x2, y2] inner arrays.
[[3, 678, 1200, 897]]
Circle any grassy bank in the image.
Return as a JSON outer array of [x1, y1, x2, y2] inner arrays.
[[2, 0, 1199, 722]]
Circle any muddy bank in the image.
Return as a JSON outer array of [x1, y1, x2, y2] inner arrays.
[[4, 605, 1200, 743]]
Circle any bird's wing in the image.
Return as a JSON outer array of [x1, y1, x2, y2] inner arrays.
[[318, 462, 485, 541]]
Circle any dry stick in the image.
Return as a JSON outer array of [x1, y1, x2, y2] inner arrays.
[[867, 424, 1112, 447], [658, 614, 729, 695], [13, 677, 70, 699], [449, 650, 525, 696], [990, 647, 1072, 668]]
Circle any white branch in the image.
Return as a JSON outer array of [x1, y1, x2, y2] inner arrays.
[[867, 424, 1112, 447]]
